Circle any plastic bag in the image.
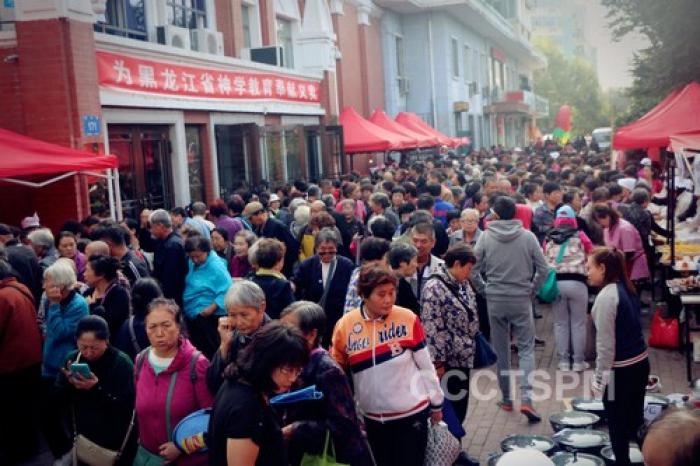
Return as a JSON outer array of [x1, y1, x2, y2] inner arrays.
[[648, 309, 679, 349], [423, 421, 460, 466]]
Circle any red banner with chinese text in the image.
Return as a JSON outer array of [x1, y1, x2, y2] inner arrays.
[[96, 51, 321, 104]]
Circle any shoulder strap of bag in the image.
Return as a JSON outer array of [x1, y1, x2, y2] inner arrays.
[[189, 351, 200, 384], [429, 275, 476, 322], [555, 238, 570, 264], [116, 410, 136, 459], [318, 258, 337, 308], [165, 371, 179, 441], [134, 348, 149, 383], [128, 316, 141, 354]]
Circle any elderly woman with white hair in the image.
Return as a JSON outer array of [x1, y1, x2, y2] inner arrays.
[[450, 208, 482, 248], [40, 259, 89, 464], [205, 280, 271, 394]]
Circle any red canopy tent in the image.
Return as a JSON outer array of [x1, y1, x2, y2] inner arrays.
[[614, 82, 700, 150], [670, 130, 700, 153], [339, 107, 412, 153], [0, 127, 122, 219], [395, 112, 459, 147], [369, 109, 437, 148]]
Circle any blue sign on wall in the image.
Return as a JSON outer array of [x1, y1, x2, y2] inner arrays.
[[82, 115, 101, 137], [4, 0, 14, 8]]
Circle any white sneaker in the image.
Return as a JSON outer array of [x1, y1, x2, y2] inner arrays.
[[53, 450, 72, 466], [572, 362, 590, 372], [558, 362, 571, 372]]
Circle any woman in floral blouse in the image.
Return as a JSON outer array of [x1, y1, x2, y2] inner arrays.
[[420, 242, 480, 424]]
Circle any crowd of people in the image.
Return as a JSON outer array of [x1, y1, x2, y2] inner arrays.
[[1, 143, 698, 466]]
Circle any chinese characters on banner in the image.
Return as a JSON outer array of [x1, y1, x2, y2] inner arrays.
[[96, 51, 321, 104]]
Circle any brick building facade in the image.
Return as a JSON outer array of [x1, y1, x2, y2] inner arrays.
[[0, 0, 386, 230]]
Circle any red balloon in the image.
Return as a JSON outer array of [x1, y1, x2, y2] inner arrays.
[[555, 105, 572, 132]]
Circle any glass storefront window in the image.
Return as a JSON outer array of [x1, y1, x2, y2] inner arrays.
[[263, 128, 284, 182], [284, 127, 302, 182], [185, 125, 205, 203], [215, 125, 249, 198]]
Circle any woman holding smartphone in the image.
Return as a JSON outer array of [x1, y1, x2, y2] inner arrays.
[[588, 247, 649, 466], [57, 315, 137, 465]]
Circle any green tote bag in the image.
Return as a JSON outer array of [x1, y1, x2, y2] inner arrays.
[[300, 431, 349, 466], [537, 238, 569, 303]]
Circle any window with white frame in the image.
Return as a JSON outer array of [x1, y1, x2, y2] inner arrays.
[[451, 38, 459, 78], [241, 0, 261, 50], [94, 0, 147, 40], [166, 0, 206, 29], [395, 35, 405, 77], [276, 17, 294, 68]]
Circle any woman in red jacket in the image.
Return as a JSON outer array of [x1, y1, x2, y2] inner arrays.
[[133, 298, 214, 466]]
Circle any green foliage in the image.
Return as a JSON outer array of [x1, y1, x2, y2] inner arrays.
[[602, 0, 700, 123], [533, 38, 609, 135]]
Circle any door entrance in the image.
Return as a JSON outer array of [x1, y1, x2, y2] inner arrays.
[[108, 125, 173, 220]]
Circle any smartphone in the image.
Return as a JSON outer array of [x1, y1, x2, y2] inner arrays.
[[70, 363, 93, 378]]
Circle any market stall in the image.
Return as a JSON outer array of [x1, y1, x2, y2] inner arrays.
[[0, 127, 121, 222]]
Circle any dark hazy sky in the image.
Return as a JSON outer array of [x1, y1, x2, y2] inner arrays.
[[586, 0, 649, 90]]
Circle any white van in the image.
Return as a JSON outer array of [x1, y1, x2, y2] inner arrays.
[[592, 127, 612, 150]]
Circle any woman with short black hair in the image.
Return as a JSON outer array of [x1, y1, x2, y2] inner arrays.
[[421, 243, 480, 429], [332, 265, 443, 466], [83, 254, 131, 339], [56, 315, 137, 465], [208, 322, 308, 466], [250, 238, 295, 318]]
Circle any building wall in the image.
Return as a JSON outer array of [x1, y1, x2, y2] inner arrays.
[[364, 17, 385, 114], [335, 4, 364, 114], [0, 47, 23, 133]]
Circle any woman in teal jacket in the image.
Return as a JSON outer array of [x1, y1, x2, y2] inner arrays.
[[41, 259, 89, 463], [183, 235, 232, 358]]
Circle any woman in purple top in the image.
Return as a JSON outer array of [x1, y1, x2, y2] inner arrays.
[[593, 204, 650, 282], [230, 230, 257, 278], [57, 231, 86, 282], [209, 201, 243, 242]]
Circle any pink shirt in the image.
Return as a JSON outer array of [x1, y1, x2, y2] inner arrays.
[[604, 219, 650, 281]]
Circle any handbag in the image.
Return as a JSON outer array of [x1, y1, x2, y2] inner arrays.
[[423, 421, 461, 466], [537, 238, 569, 303], [73, 411, 135, 466], [300, 430, 349, 466], [648, 308, 679, 349], [473, 331, 497, 369]]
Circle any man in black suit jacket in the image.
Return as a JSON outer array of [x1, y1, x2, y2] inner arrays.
[[388, 242, 420, 315], [149, 209, 188, 305], [292, 229, 354, 347]]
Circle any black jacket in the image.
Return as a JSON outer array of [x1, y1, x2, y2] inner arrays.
[[206, 314, 272, 394], [292, 255, 354, 346], [6, 244, 43, 304], [119, 250, 150, 287], [152, 231, 188, 305], [251, 273, 295, 319], [396, 276, 420, 315], [259, 217, 300, 277]]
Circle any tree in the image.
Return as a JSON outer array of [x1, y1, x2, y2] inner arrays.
[[602, 0, 700, 124], [533, 38, 609, 135]]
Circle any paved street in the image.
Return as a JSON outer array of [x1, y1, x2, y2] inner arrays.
[[461, 303, 692, 463]]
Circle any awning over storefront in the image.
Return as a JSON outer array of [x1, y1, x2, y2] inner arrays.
[[339, 107, 411, 153], [0, 128, 118, 177], [395, 112, 457, 147], [369, 109, 438, 148], [614, 82, 700, 150]]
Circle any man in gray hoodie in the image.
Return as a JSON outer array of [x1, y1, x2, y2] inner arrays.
[[472, 196, 551, 422]]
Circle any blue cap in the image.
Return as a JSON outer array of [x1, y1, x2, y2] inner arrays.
[[556, 205, 576, 219]]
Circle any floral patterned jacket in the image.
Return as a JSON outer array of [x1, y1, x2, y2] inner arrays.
[[420, 264, 480, 368]]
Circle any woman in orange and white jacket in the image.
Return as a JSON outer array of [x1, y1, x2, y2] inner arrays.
[[331, 264, 443, 466]]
